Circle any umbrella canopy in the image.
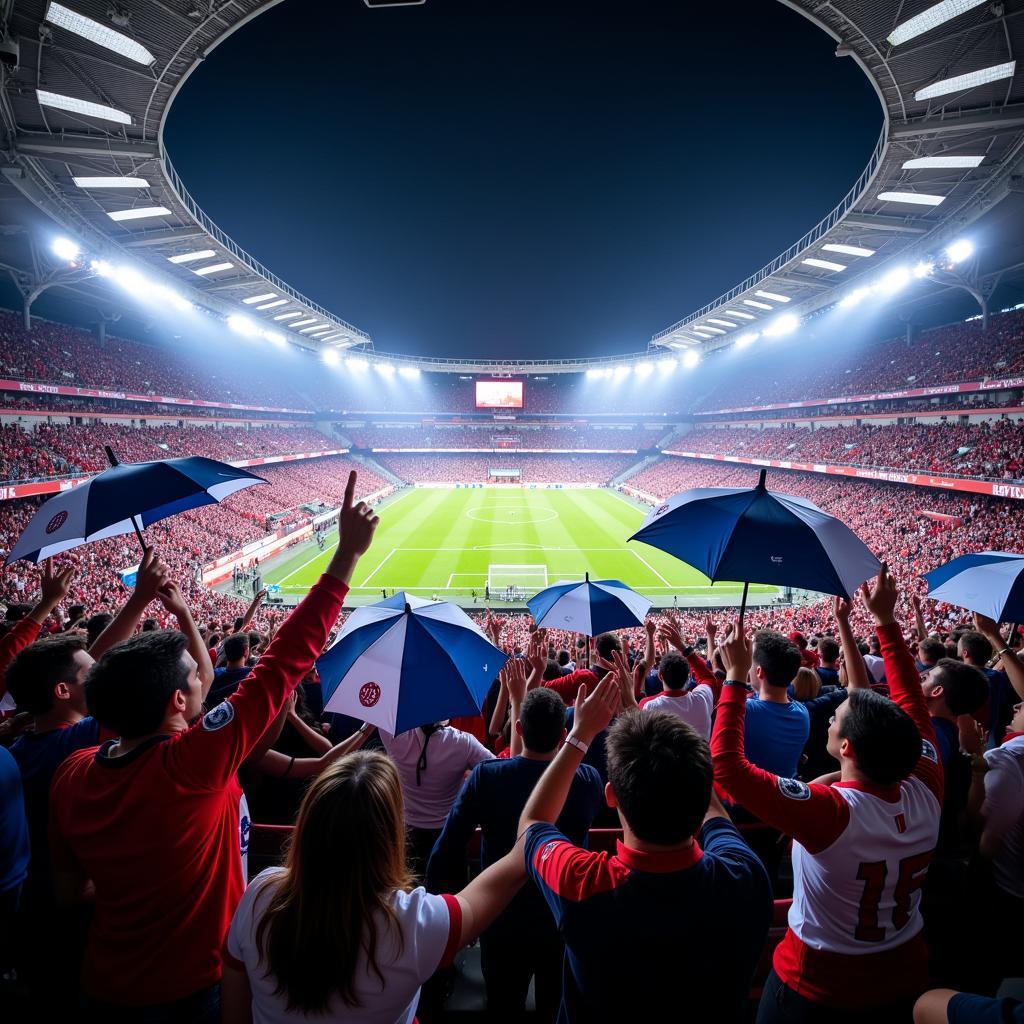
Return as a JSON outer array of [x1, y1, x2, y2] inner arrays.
[[528, 574, 651, 636], [318, 592, 509, 734], [629, 470, 880, 600], [5, 456, 266, 565], [923, 551, 1024, 622]]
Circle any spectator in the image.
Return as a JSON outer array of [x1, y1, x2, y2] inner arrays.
[[744, 631, 809, 779]]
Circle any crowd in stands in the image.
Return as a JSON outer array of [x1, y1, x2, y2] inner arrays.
[[676, 419, 1024, 481], [346, 423, 663, 451], [0, 424, 341, 482], [376, 453, 636, 485], [2, 472, 1022, 1024]]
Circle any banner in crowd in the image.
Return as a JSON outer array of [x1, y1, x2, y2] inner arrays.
[[662, 450, 1024, 501], [696, 375, 1024, 416]]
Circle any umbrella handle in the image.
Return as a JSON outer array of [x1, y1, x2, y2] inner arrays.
[[739, 580, 750, 629], [131, 516, 147, 555], [105, 447, 147, 555]]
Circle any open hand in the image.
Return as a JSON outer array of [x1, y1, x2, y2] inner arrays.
[[718, 618, 752, 681]]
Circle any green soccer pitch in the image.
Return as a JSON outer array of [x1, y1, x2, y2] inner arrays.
[[262, 487, 778, 607]]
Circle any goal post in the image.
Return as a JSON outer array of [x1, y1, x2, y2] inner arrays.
[[487, 564, 549, 593]]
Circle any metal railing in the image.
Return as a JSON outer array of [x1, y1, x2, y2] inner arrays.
[[653, 125, 889, 341], [159, 153, 372, 345]]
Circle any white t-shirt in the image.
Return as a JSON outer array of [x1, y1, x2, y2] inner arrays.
[[637, 684, 715, 738], [226, 868, 460, 1024], [380, 726, 493, 829], [982, 735, 1024, 898]]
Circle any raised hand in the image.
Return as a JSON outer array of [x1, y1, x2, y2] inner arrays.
[[833, 594, 852, 624], [957, 714, 985, 757], [505, 657, 529, 705], [704, 617, 718, 642], [972, 611, 1003, 643], [657, 621, 685, 652], [328, 471, 379, 584], [39, 558, 76, 608], [860, 562, 898, 627], [718, 619, 752, 682], [133, 547, 170, 604], [156, 579, 189, 620], [611, 649, 639, 710], [572, 674, 620, 744]]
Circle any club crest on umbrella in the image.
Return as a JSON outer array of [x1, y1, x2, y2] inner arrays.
[[359, 682, 382, 708], [46, 511, 68, 535]]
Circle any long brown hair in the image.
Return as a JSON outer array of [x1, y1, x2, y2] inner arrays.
[[255, 750, 412, 1012], [792, 667, 821, 702]]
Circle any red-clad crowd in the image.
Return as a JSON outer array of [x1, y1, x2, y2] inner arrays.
[[345, 422, 664, 451], [374, 453, 637, 484]]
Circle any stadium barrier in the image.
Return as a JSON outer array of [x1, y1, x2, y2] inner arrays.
[[0, 449, 350, 503], [201, 484, 393, 586], [412, 481, 601, 489], [662, 450, 1024, 501], [621, 484, 659, 504]]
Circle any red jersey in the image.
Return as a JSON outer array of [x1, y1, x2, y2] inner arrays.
[[48, 574, 349, 1006], [712, 622, 943, 1010]]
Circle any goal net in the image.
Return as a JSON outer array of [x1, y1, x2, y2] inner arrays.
[[487, 564, 549, 594]]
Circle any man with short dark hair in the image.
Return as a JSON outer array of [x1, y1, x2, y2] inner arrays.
[[428, 682, 602, 1019], [47, 471, 378, 1018], [744, 630, 809, 778], [816, 637, 841, 687], [206, 632, 252, 707], [714, 565, 943, 1021], [918, 637, 947, 672], [518, 672, 771, 1022]]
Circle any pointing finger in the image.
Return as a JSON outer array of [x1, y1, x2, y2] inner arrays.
[[343, 470, 356, 511]]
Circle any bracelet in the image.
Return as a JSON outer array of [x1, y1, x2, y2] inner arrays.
[[282, 756, 296, 778], [995, 647, 1012, 658], [724, 679, 748, 688], [565, 735, 589, 755]]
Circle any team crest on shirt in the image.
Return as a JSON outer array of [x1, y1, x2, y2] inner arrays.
[[920, 738, 938, 763], [201, 701, 235, 731], [777, 777, 811, 800], [540, 841, 559, 863]]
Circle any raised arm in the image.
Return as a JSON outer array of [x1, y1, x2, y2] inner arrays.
[[505, 659, 529, 758], [973, 612, 1024, 702], [658, 620, 721, 698], [711, 621, 850, 854], [834, 594, 869, 691], [156, 579, 215, 698], [912, 593, 929, 643], [239, 587, 268, 633], [88, 548, 169, 660]]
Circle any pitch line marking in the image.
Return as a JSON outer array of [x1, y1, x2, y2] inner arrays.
[[629, 549, 673, 587], [357, 548, 397, 587], [277, 544, 334, 585]]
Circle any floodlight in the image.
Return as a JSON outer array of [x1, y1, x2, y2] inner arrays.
[[73, 176, 149, 189], [273, 311, 303, 321], [755, 290, 791, 303], [614, 365, 631, 379], [289, 318, 318, 328], [264, 331, 287, 347], [45, 3, 155, 64], [946, 239, 974, 263], [52, 237, 80, 261], [586, 368, 603, 379], [634, 362, 654, 378], [37, 89, 130, 124], [822, 243, 875, 257], [658, 358, 678, 371], [107, 206, 171, 221], [376, 363, 396, 377], [902, 155, 984, 169], [707, 318, 737, 328], [227, 315, 258, 337], [322, 350, 340, 367], [915, 62, 1015, 101], [168, 250, 216, 264], [110, 266, 148, 293], [699, 326, 726, 335], [347, 357, 369, 371], [735, 332, 759, 349], [744, 299, 773, 310], [153, 285, 190, 312], [878, 266, 912, 293], [399, 366, 421, 379], [243, 293, 277, 304], [839, 287, 870, 309], [878, 191, 945, 206], [763, 313, 799, 337], [725, 309, 756, 320], [256, 299, 288, 310], [193, 262, 234, 276], [914, 261, 934, 279], [802, 258, 847, 272], [887, 0, 986, 46], [682, 350, 701, 369]]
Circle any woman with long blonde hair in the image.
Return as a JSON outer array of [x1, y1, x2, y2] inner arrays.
[[222, 750, 524, 1023]]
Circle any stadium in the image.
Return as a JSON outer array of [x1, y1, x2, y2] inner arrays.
[[1, 1, 1024, 1022]]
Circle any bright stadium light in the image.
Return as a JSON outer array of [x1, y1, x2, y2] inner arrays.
[[168, 250, 216, 264], [614, 365, 631, 379], [263, 331, 287, 347], [634, 361, 654, 378], [110, 265, 149, 293], [755, 290, 790, 303], [887, 0, 986, 46], [153, 285, 190, 312], [347, 357, 369, 371], [707, 318, 737, 328], [658, 357, 678, 371], [37, 89, 131, 124], [725, 309, 756, 320], [682, 350, 701, 369], [802, 257, 847, 272], [227, 314, 259, 337], [289, 318, 317, 328], [322, 349, 340, 367], [256, 299, 288, 310], [45, 3, 155, 64], [839, 287, 871, 309], [73, 176, 149, 189], [52, 237, 80, 261], [107, 206, 171, 221], [735, 331, 759, 349], [243, 293, 277, 304], [763, 313, 799, 337], [946, 239, 974, 263], [193, 262, 234, 276], [586, 368, 603, 379], [399, 366, 421, 379], [823, 243, 875, 257], [376, 363, 396, 377], [692, 328, 715, 337], [914, 260, 934, 279], [915, 62, 1015, 101], [877, 266, 912, 293], [902, 154, 984, 169], [878, 191, 946, 206], [273, 311, 303, 321], [743, 299, 773, 310]]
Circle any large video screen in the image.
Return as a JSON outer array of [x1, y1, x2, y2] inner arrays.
[[476, 380, 523, 409]]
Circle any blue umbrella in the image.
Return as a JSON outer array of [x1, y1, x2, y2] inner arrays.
[[319, 592, 509, 734], [5, 449, 266, 564], [924, 551, 1024, 622], [629, 469, 880, 616], [528, 573, 651, 636]]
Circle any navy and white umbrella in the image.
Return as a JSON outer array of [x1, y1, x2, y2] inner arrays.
[[924, 551, 1024, 623], [629, 469, 880, 615], [528, 573, 651, 636], [318, 592, 509, 734], [5, 455, 266, 565]]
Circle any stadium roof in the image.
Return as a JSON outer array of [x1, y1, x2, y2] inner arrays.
[[653, 0, 1024, 355], [0, 1, 1021, 372]]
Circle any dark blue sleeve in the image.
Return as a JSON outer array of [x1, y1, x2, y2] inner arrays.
[[804, 689, 848, 716], [699, 817, 773, 887], [523, 821, 572, 925], [425, 765, 482, 893], [949, 994, 1024, 1024], [69, 716, 101, 747]]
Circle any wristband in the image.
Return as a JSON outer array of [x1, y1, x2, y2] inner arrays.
[[996, 647, 1012, 658], [682, 645, 695, 658], [565, 735, 589, 755], [724, 679, 748, 688]]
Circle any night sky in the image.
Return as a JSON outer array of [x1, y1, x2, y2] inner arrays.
[[164, 0, 881, 360]]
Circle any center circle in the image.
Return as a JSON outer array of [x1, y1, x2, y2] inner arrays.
[[465, 506, 559, 525]]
